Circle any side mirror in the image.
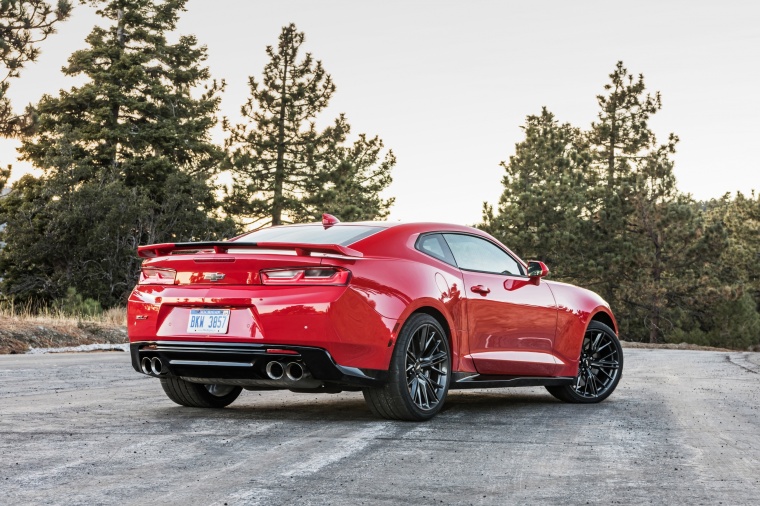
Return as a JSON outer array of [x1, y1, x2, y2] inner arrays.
[[527, 260, 549, 284]]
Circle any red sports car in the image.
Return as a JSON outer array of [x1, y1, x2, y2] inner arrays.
[[128, 216, 623, 420]]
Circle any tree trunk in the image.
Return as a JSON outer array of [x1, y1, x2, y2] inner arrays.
[[607, 107, 616, 190], [649, 241, 662, 343], [272, 53, 289, 226]]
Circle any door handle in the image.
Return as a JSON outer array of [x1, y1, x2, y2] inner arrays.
[[470, 285, 491, 295]]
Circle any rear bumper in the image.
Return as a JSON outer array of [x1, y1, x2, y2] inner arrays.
[[128, 284, 398, 371], [130, 341, 387, 388]]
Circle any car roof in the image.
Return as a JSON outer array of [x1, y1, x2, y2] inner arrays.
[[234, 220, 523, 264]]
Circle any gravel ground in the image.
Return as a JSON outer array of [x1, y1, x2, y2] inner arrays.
[[0, 349, 759, 505]]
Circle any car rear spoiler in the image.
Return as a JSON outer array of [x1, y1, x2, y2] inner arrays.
[[137, 241, 364, 259]]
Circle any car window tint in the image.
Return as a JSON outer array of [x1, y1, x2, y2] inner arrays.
[[416, 234, 456, 266], [442, 234, 523, 275]]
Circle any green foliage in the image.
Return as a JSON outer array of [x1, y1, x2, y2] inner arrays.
[[296, 133, 396, 223], [224, 23, 394, 228], [1, 0, 72, 136], [53, 287, 103, 317], [0, 0, 234, 308], [483, 61, 760, 348], [481, 107, 591, 283]]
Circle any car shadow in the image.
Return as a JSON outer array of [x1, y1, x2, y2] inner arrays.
[[146, 389, 570, 423]]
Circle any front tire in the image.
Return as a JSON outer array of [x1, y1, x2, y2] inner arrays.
[[363, 314, 451, 421], [546, 321, 623, 403], [160, 377, 242, 408]]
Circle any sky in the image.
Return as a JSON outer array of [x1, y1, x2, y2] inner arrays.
[[1, 0, 759, 225]]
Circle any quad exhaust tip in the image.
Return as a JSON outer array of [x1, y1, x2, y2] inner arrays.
[[151, 357, 164, 376], [140, 357, 165, 376], [266, 361, 308, 381], [265, 361, 285, 380], [285, 362, 304, 381]]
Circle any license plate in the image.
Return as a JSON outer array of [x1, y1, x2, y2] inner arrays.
[[187, 309, 230, 334]]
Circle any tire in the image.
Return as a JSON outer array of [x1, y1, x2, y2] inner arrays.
[[160, 377, 242, 408], [546, 321, 623, 403], [363, 313, 451, 421]]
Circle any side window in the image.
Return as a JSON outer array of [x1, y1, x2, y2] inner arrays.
[[415, 234, 457, 266], [442, 234, 523, 275]]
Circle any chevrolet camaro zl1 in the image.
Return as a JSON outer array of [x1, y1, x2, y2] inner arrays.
[[128, 215, 623, 421]]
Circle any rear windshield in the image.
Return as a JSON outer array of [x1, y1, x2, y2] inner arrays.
[[235, 225, 383, 246]]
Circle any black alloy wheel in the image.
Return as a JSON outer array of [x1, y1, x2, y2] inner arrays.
[[546, 321, 623, 403], [405, 321, 449, 411], [363, 313, 451, 421]]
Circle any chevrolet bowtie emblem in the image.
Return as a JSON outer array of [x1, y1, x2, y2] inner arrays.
[[203, 272, 226, 282]]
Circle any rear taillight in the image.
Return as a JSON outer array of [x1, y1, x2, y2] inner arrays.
[[260, 267, 351, 286], [139, 267, 177, 285]]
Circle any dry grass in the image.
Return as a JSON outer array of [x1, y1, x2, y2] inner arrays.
[[0, 304, 127, 354], [0, 303, 126, 326]]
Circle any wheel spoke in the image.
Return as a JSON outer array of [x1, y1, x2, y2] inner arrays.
[[591, 360, 619, 369], [423, 331, 437, 355], [420, 372, 437, 389], [426, 351, 448, 365], [587, 371, 598, 396], [420, 376, 430, 407], [410, 377, 419, 401], [594, 341, 612, 355], [597, 368, 615, 381], [417, 325, 429, 355], [425, 381, 440, 403], [591, 331, 603, 350]]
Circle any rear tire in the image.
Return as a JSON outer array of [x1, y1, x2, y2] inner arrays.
[[363, 314, 451, 421], [546, 321, 623, 403], [160, 377, 242, 408]]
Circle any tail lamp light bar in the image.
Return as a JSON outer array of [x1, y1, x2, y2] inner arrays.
[[139, 267, 177, 285], [260, 267, 351, 286], [138, 267, 351, 286]]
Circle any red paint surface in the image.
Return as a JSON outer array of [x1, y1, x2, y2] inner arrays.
[[128, 222, 617, 376]]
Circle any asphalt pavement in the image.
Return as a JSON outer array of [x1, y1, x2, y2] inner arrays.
[[1, 349, 759, 505]]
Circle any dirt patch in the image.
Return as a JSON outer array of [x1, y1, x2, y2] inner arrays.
[[620, 341, 733, 352], [0, 319, 127, 354]]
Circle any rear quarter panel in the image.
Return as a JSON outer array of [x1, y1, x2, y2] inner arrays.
[[329, 225, 469, 371]]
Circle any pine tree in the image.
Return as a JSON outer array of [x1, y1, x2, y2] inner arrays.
[[224, 23, 394, 228], [587, 61, 665, 309], [480, 108, 591, 282], [0, 0, 72, 137], [588, 62, 726, 343], [296, 132, 395, 223], [0, 0, 232, 307], [695, 192, 760, 348], [483, 62, 736, 344]]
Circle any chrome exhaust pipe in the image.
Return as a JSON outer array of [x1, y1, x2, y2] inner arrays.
[[140, 357, 153, 375], [150, 357, 164, 376], [285, 362, 305, 381], [265, 361, 285, 380]]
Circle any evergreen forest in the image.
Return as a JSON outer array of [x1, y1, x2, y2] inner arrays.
[[1, 1, 757, 349]]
